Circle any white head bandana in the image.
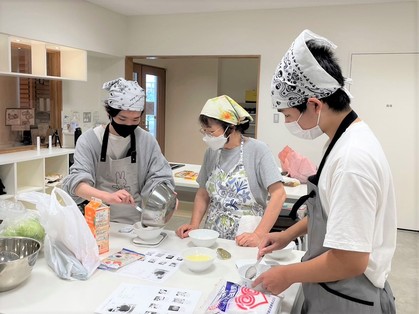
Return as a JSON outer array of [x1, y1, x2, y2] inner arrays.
[[271, 29, 352, 109], [102, 77, 145, 111]]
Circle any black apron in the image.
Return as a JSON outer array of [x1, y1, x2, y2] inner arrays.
[[96, 125, 141, 224], [292, 111, 396, 313]]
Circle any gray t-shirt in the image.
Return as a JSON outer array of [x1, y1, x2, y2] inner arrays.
[[197, 138, 283, 207]]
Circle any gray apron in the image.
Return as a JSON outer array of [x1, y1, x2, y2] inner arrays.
[[96, 124, 141, 224], [293, 111, 396, 313], [204, 138, 264, 240]]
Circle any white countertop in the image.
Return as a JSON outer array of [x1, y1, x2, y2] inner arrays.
[[0, 147, 75, 165], [172, 163, 307, 201], [1, 223, 305, 313]]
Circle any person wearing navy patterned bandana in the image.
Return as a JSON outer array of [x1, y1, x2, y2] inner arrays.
[[63, 78, 175, 224], [253, 30, 396, 313]]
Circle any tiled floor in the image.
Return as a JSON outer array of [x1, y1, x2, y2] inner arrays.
[[387, 229, 419, 314], [168, 202, 419, 313]]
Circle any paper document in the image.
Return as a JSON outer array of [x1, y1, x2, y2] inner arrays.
[[95, 283, 202, 314]]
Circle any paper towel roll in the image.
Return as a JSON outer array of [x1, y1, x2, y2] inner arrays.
[[36, 136, 40, 153]]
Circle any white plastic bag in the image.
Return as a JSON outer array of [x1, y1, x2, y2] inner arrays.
[[16, 187, 100, 280]]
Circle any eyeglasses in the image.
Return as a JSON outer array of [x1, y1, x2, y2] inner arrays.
[[199, 127, 222, 137]]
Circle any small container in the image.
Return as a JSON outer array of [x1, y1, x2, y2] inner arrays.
[[188, 229, 219, 247], [238, 263, 270, 290], [84, 198, 110, 254], [182, 247, 216, 272], [133, 222, 163, 240], [0, 237, 41, 292]]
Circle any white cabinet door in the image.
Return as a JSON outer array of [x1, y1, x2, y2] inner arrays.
[[350, 53, 418, 231]]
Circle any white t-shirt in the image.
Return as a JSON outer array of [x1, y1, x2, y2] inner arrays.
[[94, 125, 131, 159], [319, 121, 397, 288]]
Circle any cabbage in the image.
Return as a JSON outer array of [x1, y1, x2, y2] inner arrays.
[[2, 218, 45, 243]]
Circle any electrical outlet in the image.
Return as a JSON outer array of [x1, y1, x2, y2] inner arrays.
[[273, 113, 279, 123]]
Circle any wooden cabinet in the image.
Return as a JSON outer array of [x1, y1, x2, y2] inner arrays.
[[0, 148, 74, 199], [0, 34, 86, 81]]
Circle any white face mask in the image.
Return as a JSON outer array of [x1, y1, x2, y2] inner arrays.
[[202, 127, 229, 150], [285, 111, 323, 140]]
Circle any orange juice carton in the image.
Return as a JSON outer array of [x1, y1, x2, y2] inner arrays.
[[85, 197, 110, 254]]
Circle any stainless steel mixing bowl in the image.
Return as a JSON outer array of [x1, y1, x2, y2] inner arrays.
[[139, 181, 177, 227], [0, 236, 41, 292]]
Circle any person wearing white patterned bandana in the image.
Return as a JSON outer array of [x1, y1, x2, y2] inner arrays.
[[175, 95, 287, 247], [254, 30, 396, 313], [63, 78, 175, 224]]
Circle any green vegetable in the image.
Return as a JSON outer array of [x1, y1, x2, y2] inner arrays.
[[2, 218, 45, 243]]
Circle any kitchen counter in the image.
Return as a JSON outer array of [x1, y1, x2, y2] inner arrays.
[[171, 163, 308, 201], [1, 223, 305, 313]]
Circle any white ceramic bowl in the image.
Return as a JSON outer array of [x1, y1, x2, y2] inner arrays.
[[133, 222, 163, 240], [238, 263, 271, 290], [268, 241, 296, 259], [182, 247, 216, 272], [188, 229, 219, 247]]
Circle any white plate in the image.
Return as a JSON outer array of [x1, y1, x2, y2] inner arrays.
[[131, 232, 167, 247]]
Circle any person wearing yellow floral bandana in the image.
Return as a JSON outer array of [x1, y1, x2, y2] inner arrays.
[[176, 95, 287, 247]]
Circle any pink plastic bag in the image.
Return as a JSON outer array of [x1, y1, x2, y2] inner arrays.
[[278, 146, 317, 183]]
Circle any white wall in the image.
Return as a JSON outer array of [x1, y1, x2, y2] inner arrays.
[[2, 1, 416, 163], [0, 0, 127, 56], [136, 57, 258, 163], [135, 58, 219, 164], [350, 53, 418, 230], [218, 58, 259, 103], [126, 2, 417, 164], [62, 55, 126, 132], [0, 0, 128, 144]]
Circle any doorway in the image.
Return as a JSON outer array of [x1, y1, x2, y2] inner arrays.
[[126, 56, 260, 164], [132, 63, 166, 154]]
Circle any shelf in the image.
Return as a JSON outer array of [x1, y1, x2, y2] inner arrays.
[[16, 186, 44, 194], [0, 148, 74, 198], [0, 33, 86, 81]]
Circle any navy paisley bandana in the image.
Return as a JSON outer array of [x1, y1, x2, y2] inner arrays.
[[271, 29, 352, 109]]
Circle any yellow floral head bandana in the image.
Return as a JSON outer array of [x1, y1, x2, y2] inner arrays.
[[200, 95, 253, 125]]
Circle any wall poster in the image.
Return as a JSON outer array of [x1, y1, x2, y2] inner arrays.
[[5, 108, 35, 129]]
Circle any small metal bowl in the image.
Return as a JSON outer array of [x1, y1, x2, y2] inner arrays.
[[140, 182, 177, 227], [0, 237, 41, 292]]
